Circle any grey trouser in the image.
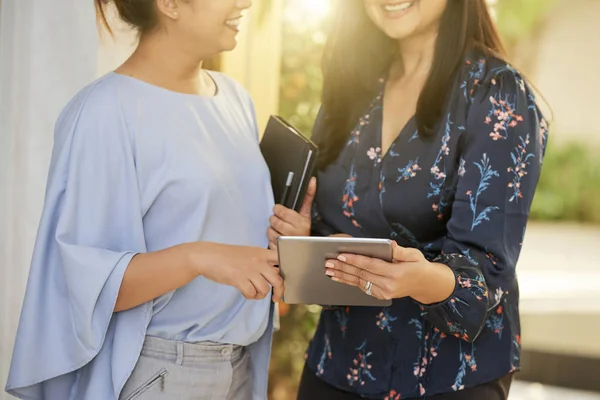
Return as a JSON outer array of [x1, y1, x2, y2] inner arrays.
[[119, 336, 253, 400]]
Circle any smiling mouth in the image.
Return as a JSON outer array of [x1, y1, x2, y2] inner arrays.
[[382, 1, 416, 13], [225, 16, 243, 31]]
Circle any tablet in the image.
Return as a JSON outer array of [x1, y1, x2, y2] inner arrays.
[[276, 236, 393, 306]]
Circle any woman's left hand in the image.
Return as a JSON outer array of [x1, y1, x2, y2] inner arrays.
[[267, 178, 316, 250], [325, 242, 430, 301]]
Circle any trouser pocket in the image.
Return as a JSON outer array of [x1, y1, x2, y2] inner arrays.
[[121, 363, 168, 400]]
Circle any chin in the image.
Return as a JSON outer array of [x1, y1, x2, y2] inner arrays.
[[220, 40, 238, 52], [384, 25, 420, 41], [378, 13, 421, 40]]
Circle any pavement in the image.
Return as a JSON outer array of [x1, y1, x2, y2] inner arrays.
[[517, 222, 600, 358], [510, 381, 600, 400], [510, 222, 600, 398]]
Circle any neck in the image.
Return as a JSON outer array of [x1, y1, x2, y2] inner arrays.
[[395, 28, 438, 79], [119, 30, 215, 92]]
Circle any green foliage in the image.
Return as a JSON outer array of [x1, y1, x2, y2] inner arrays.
[[494, 0, 559, 52], [268, 305, 321, 399], [530, 142, 600, 224], [277, 1, 329, 136]]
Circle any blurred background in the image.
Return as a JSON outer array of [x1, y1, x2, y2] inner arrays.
[[1, 0, 599, 399]]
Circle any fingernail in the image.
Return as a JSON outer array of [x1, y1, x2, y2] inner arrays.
[[325, 270, 335, 277], [325, 262, 335, 269], [337, 255, 347, 262], [331, 277, 340, 282]]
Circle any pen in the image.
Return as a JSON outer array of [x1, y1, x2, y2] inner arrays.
[[280, 171, 295, 206]]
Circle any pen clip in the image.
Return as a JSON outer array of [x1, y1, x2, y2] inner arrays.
[[285, 171, 295, 186], [280, 172, 295, 205]]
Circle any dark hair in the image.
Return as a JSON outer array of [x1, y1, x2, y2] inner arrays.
[[316, 0, 507, 170], [95, 0, 158, 34]]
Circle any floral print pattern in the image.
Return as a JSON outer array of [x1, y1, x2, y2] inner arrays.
[[368, 146, 383, 166], [485, 93, 523, 141], [468, 154, 500, 231], [376, 309, 397, 333], [429, 114, 453, 220], [347, 341, 376, 387], [306, 53, 547, 398], [486, 305, 505, 338], [397, 158, 421, 182], [342, 165, 361, 228], [458, 158, 467, 177], [384, 389, 401, 400], [316, 336, 332, 377], [508, 134, 536, 203], [461, 58, 487, 100], [453, 343, 478, 391], [334, 306, 350, 338], [510, 333, 522, 372]]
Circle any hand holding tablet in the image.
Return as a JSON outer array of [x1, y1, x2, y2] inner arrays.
[[276, 236, 394, 306]]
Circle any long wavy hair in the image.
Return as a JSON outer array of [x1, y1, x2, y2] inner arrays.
[[316, 0, 506, 170]]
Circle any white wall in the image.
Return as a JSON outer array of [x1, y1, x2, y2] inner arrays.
[[0, 2, 99, 399], [515, 0, 600, 144]]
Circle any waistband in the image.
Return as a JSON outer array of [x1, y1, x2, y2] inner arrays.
[[141, 336, 245, 367]]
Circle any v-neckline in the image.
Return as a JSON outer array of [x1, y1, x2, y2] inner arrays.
[[378, 112, 416, 162], [375, 78, 417, 162]]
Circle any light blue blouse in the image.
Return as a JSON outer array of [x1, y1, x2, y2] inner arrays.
[[5, 71, 276, 399]]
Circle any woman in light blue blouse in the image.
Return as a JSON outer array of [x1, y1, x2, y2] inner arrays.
[[5, 1, 294, 399]]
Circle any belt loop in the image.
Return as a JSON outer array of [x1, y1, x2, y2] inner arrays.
[[176, 341, 184, 366]]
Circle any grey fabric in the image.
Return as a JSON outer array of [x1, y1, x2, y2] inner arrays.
[[120, 336, 252, 400]]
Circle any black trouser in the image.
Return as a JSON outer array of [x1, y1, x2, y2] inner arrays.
[[297, 363, 513, 400]]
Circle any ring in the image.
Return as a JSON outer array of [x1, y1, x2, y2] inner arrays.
[[365, 281, 373, 296]]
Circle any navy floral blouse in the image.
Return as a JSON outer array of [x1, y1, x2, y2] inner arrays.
[[305, 54, 549, 399]]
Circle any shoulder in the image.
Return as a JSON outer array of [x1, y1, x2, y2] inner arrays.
[[458, 51, 549, 155], [54, 74, 130, 149], [57, 73, 123, 120], [460, 51, 537, 110]]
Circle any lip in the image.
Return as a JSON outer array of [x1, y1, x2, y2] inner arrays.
[[380, 1, 417, 19], [225, 15, 243, 32]]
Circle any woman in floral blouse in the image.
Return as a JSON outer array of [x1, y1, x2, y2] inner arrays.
[[268, 0, 548, 399]]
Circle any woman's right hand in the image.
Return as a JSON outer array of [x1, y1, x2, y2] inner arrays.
[[192, 243, 284, 302]]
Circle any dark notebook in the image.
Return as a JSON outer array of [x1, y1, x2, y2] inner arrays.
[[260, 116, 319, 212]]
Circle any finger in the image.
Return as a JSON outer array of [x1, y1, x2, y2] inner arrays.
[[330, 233, 352, 238], [325, 260, 386, 289], [262, 267, 285, 302], [269, 241, 278, 251], [249, 275, 271, 300], [239, 280, 258, 300], [265, 249, 279, 265], [328, 274, 387, 301], [299, 177, 317, 218], [392, 243, 423, 262], [269, 215, 296, 236], [267, 227, 280, 244], [334, 254, 388, 276], [273, 205, 308, 231]]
